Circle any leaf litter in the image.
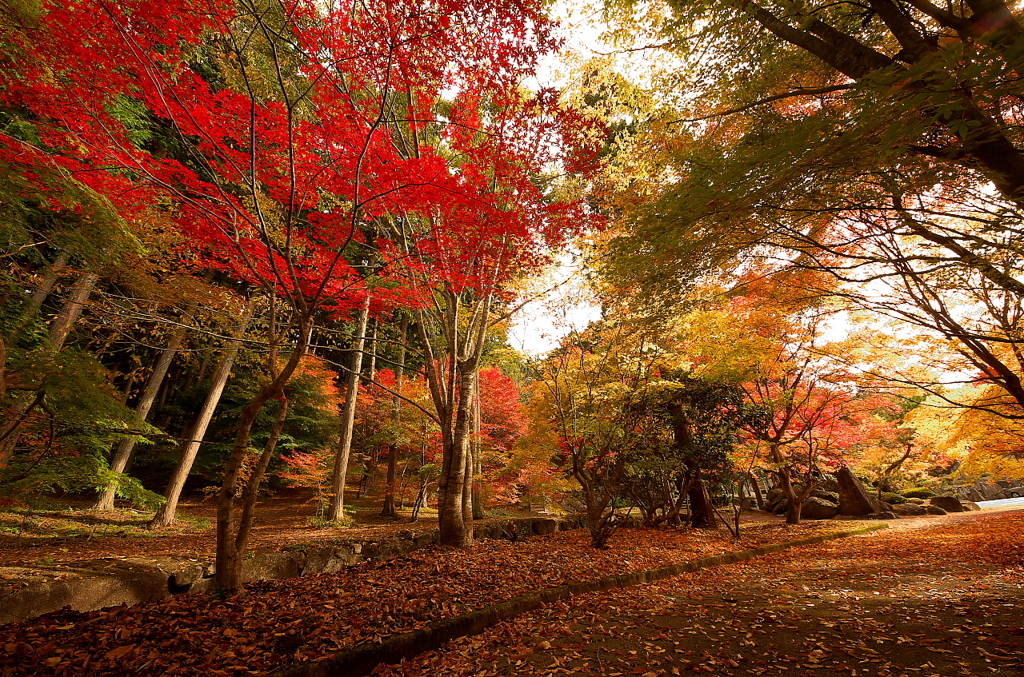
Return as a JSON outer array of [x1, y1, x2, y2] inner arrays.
[[1, 520, 843, 675], [373, 510, 1024, 677]]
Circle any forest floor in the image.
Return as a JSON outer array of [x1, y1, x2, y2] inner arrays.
[[4, 510, 879, 676], [0, 490, 782, 568], [0, 488, 465, 567], [381, 507, 1024, 677], [1, 503, 1020, 677]]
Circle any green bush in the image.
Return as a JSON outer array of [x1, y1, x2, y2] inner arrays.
[[901, 488, 936, 499], [880, 491, 908, 504]]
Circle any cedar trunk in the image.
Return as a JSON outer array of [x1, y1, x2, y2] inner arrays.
[[94, 324, 186, 510], [149, 305, 250, 528], [0, 272, 98, 468], [327, 295, 371, 522]]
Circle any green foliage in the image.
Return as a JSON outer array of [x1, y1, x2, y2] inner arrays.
[[901, 487, 936, 499], [307, 513, 355, 529], [167, 353, 341, 486], [93, 466, 166, 510], [879, 491, 908, 505]]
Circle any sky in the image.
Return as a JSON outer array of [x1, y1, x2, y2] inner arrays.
[[506, 2, 611, 357], [508, 252, 602, 356]]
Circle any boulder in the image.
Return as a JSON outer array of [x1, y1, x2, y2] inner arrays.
[[964, 488, 985, 502], [925, 505, 948, 515], [980, 483, 1004, 500], [835, 466, 878, 516], [167, 563, 205, 592], [891, 503, 928, 516], [859, 510, 898, 520], [764, 488, 785, 512], [810, 489, 840, 503], [769, 496, 789, 514], [962, 500, 981, 511], [929, 495, 966, 513], [800, 497, 839, 520], [242, 552, 301, 582]]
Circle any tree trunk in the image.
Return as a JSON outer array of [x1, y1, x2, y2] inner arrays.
[[94, 324, 186, 510], [750, 473, 764, 509], [687, 477, 717, 529], [471, 372, 484, 520], [381, 314, 407, 519], [149, 304, 251, 528], [5, 252, 68, 344], [215, 316, 309, 594], [462, 439, 474, 524], [47, 272, 98, 350], [234, 399, 289, 557], [366, 320, 377, 383], [410, 476, 428, 522], [438, 368, 475, 547], [326, 295, 370, 522], [776, 466, 803, 524], [0, 272, 98, 468]]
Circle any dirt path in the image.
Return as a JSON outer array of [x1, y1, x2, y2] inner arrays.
[[378, 508, 1024, 677]]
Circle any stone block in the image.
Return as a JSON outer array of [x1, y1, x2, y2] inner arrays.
[[242, 552, 301, 582], [0, 565, 169, 625], [532, 519, 558, 535]]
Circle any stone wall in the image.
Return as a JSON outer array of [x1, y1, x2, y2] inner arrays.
[[0, 515, 585, 625]]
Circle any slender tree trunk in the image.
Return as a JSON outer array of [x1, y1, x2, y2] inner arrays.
[[381, 314, 408, 519], [0, 334, 7, 405], [94, 325, 186, 510], [149, 304, 251, 528], [750, 473, 764, 509], [47, 272, 98, 350], [5, 252, 68, 344], [326, 295, 370, 522], [234, 399, 289, 556], [410, 476, 427, 522], [0, 272, 98, 469], [1, 253, 67, 403], [471, 372, 484, 520], [215, 315, 309, 594], [366, 320, 377, 383]]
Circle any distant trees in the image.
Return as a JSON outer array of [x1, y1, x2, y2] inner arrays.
[[524, 315, 766, 545]]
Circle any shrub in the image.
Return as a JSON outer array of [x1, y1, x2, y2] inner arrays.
[[880, 491, 908, 504], [901, 488, 936, 499]]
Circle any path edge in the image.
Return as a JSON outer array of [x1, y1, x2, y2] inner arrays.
[[273, 523, 888, 677]]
